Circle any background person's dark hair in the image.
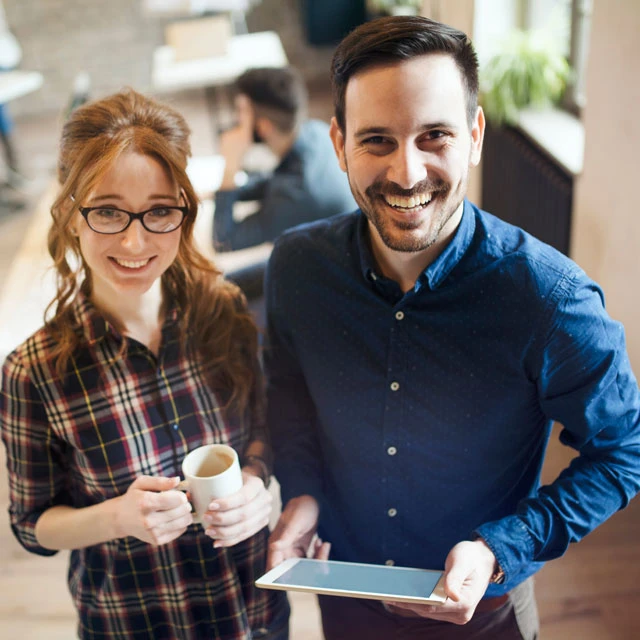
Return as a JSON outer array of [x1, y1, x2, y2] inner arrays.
[[331, 15, 479, 131], [236, 66, 308, 134]]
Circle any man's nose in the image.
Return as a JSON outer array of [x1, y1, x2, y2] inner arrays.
[[386, 145, 428, 190]]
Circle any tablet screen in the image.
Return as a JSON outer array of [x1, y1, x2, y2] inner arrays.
[[272, 558, 442, 600]]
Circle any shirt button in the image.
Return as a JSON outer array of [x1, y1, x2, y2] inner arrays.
[[385, 559, 395, 566], [172, 424, 179, 431], [387, 508, 397, 517], [395, 311, 404, 320], [387, 446, 397, 456], [390, 381, 400, 391]]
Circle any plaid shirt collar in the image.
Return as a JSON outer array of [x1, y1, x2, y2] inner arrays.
[[73, 290, 182, 348]]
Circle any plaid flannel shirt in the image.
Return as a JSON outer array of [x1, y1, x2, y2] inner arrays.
[[1, 294, 285, 639]]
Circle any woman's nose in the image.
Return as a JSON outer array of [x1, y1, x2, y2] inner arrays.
[[120, 219, 146, 249]]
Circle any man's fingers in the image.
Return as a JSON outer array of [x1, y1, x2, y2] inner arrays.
[[444, 571, 464, 602], [313, 539, 331, 560], [235, 94, 254, 127], [267, 547, 284, 571]]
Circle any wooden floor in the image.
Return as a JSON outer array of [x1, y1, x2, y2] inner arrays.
[[1, 93, 639, 640]]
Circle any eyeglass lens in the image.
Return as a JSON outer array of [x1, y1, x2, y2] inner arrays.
[[86, 208, 184, 233]]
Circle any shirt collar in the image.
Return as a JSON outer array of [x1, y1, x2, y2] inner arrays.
[[356, 199, 476, 291], [73, 290, 181, 347], [74, 292, 113, 346]]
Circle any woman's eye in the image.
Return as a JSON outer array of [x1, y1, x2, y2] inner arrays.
[[95, 208, 124, 219], [148, 208, 172, 218]]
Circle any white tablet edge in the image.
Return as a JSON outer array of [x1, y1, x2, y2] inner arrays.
[[255, 558, 448, 606]]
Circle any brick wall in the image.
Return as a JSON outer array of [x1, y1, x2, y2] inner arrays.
[[5, 0, 164, 116], [4, 0, 338, 117]]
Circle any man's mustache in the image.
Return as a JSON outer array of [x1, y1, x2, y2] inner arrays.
[[366, 178, 449, 198]]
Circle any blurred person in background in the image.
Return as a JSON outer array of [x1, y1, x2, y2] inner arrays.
[[213, 66, 355, 299]]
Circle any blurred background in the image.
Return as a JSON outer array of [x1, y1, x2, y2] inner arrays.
[[0, 1, 639, 638]]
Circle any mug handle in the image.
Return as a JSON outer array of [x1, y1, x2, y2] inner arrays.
[[175, 479, 203, 524]]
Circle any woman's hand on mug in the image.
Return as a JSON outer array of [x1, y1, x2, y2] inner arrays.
[[115, 475, 194, 545], [202, 470, 273, 548]]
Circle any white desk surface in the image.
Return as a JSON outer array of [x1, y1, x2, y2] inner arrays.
[[152, 30, 288, 92], [0, 70, 44, 104], [186, 153, 225, 196]]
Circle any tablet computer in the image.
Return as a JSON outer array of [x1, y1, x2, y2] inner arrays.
[[256, 558, 447, 605]]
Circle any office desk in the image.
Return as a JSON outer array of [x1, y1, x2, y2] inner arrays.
[[152, 30, 287, 92]]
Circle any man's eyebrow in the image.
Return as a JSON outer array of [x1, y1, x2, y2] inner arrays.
[[354, 122, 459, 138]]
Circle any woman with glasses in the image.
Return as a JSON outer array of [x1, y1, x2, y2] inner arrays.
[[0, 89, 289, 640]]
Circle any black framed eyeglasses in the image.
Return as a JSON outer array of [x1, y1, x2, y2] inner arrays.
[[78, 205, 189, 234]]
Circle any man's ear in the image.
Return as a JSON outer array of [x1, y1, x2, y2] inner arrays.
[[469, 106, 485, 168], [329, 117, 347, 173]]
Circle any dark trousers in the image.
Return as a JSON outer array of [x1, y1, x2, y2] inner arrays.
[[319, 577, 539, 640]]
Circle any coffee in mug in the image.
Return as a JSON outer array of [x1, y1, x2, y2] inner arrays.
[[178, 444, 243, 524]]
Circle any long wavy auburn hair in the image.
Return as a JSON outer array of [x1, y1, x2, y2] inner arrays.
[[46, 88, 261, 416]]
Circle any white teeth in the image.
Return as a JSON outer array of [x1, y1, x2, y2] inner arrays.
[[385, 193, 432, 209], [114, 258, 150, 269]]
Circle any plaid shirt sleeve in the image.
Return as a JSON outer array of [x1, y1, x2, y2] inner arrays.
[[1, 347, 71, 556]]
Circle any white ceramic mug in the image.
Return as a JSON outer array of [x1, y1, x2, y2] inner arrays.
[[178, 444, 243, 524]]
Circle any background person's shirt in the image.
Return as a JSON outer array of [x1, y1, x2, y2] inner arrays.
[[213, 119, 355, 252], [0, 294, 285, 639], [264, 202, 640, 597]]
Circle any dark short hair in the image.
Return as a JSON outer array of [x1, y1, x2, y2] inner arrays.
[[331, 15, 479, 131], [236, 66, 308, 133]]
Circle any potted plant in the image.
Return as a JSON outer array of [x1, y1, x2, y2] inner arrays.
[[480, 29, 571, 126]]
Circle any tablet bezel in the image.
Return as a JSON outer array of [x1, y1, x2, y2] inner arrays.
[[255, 557, 448, 605]]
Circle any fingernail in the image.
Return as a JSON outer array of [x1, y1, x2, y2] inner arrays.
[[206, 528, 216, 537], [209, 502, 220, 510]]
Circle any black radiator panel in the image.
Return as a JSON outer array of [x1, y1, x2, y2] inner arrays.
[[481, 124, 573, 255]]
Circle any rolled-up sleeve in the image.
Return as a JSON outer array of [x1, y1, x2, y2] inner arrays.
[[1, 350, 70, 556], [476, 272, 640, 583]]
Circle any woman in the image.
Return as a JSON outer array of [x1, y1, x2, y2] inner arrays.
[[0, 89, 288, 639]]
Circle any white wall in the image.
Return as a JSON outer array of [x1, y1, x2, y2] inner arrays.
[[571, 1, 640, 370]]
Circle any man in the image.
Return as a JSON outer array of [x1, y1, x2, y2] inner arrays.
[[213, 66, 355, 253], [264, 15, 640, 640]]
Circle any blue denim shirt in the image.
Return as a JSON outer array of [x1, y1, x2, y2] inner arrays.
[[265, 201, 640, 595]]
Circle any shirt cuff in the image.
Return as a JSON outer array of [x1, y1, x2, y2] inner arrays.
[[474, 515, 536, 583]]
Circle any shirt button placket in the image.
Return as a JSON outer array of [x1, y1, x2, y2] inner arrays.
[[385, 308, 404, 566]]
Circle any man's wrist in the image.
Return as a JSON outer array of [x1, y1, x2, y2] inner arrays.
[[472, 535, 505, 584]]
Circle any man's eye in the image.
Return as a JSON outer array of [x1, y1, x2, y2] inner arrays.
[[363, 136, 388, 145]]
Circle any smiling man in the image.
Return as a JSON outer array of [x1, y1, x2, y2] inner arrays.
[[264, 15, 640, 640]]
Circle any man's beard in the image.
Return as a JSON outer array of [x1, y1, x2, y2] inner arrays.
[[351, 175, 460, 253]]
